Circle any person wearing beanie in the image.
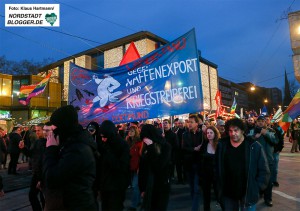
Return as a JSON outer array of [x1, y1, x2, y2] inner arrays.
[[43, 105, 98, 210], [138, 124, 172, 211], [97, 120, 130, 211]]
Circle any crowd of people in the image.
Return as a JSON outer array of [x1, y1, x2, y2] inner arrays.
[[0, 104, 295, 210]]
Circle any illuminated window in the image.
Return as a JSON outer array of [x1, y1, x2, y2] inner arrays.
[[0, 78, 12, 96]]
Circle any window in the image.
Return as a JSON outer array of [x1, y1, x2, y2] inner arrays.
[[91, 53, 104, 70], [13, 79, 29, 96], [0, 78, 12, 96], [12, 80, 20, 96]]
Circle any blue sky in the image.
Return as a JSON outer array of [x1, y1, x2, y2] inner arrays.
[[1, 0, 299, 89]]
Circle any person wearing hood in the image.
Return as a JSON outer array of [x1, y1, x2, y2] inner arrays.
[[138, 124, 172, 211], [97, 120, 130, 211], [43, 105, 98, 210], [86, 121, 101, 143]]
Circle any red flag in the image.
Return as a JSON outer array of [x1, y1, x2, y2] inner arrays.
[[119, 42, 141, 66], [215, 90, 222, 118]]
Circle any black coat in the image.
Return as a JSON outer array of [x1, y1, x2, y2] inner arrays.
[[215, 136, 270, 207], [8, 132, 22, 154], [138, 142, 172, 211], [182, 130, 204, 170], [97, 135, 130, 192], [164, 129, 178, 163], [22, 138, 46, 179], [43, 129, 97, 210]]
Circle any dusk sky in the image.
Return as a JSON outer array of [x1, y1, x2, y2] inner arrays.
[[1, 0, 300, 89]]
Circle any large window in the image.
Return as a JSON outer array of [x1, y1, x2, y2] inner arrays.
[[0, 78, 12, 96], [13, 79, 29, 96]]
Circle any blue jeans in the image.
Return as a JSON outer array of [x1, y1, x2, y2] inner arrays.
[[223, 196, 256, 211], [188, 164, 201, 211], [272, 153, 279, 183], [130, 172, 141, 208]]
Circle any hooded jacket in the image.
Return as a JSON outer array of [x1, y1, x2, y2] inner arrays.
[[43, 129, 97, 210], [97, 120, 130, 191], [216, 136, 270, 207]]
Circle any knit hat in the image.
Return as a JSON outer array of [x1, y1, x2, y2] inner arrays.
[[50, 105, 79, 134], [99, 120, 118, 141]]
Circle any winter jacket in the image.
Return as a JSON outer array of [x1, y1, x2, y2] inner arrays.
[[8, 132, 22, 154], [97, 135, 130, 191], [138, 142, 172, 210], [164, 129, 179, 163], [22, 138, 46, 180], [43, 129, 97, 210], [182, 130, 204, 170], [249, 127, 278, 165], [216, 136, 270, 207]]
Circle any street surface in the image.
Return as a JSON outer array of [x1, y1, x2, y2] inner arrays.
[[0, 138, 299, 210]]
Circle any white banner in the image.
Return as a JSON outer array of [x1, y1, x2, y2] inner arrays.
[[5, 4, 60, 27]]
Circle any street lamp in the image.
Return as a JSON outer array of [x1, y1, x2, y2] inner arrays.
[[264, 98, 268, 103], [250, 85, 256, 91], [288, 10, 300, 83]]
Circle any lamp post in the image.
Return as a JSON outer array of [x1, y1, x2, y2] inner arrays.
[[288, 10, 300, 83], [47, 96, 50, 107]]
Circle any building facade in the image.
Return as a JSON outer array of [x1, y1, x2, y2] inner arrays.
[[0, 73, 61, 125]]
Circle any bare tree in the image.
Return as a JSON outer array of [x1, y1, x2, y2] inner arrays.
[[289, 79, 300, 97], [0, 55, 54, 75]]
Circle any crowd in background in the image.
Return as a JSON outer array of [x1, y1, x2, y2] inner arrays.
[[0, 105, 297, 210]]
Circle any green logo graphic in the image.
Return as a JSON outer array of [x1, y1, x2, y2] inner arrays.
[[45, 13, 57, 26]]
